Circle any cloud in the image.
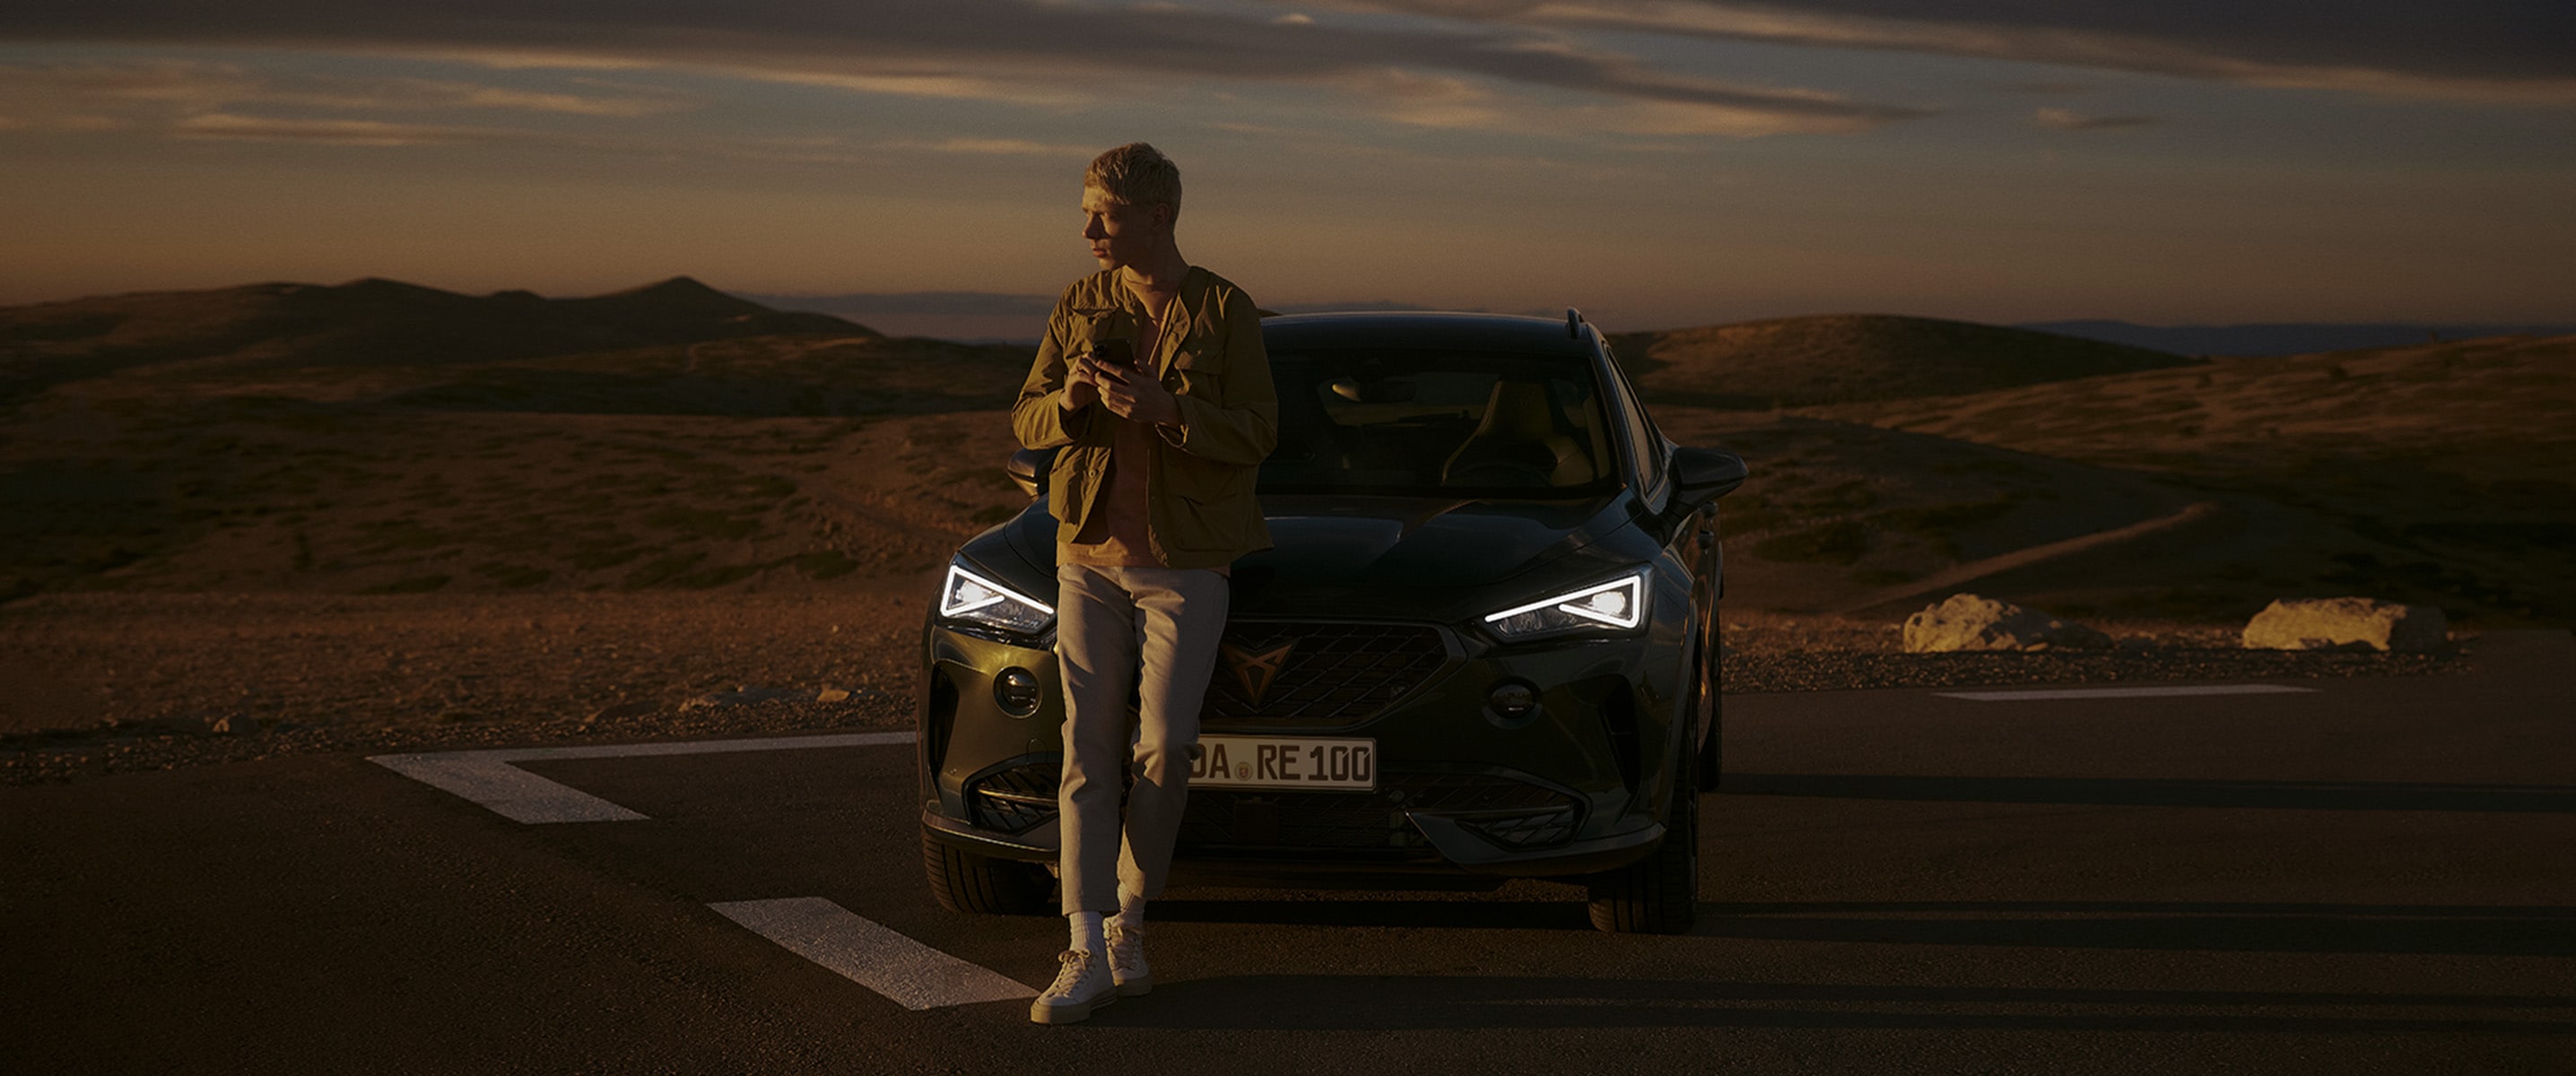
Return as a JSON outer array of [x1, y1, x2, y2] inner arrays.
[[1994, 81, 2094, 96], [2032, 108, 2156, 131], [0, 58, 685, 140], [893, 137, 1100, 157], [0, 0, 1931, 135], [170, 111, 523, 145], [1341, 65, 1885, 134], [1306, 0, 2576, 104]]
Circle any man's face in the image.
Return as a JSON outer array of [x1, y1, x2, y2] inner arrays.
[[1082, 186, 1164, 271]]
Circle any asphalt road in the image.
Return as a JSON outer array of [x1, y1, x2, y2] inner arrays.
[[6, 633, 2572, 1074]]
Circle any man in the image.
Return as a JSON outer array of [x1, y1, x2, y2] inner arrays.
[[1010, 143, 1277, 1025]]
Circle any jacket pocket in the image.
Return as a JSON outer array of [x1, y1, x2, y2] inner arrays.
[[1067, 307, 1136, 361], [1049, 448, 1104, 524], [1156, 444, 1240, 503], [1169, 489, 1249, 551], [1159, 445, 1254, 551], [1168, 341, 1223, 400]]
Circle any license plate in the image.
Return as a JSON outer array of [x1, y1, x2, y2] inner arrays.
[[1189, 735, 1376, 791]]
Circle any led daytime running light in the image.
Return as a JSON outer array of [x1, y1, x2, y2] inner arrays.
[[1484, 572, 1645, 631], [941, 564, 1053, 619]]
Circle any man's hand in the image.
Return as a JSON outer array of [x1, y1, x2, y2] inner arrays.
[[1093, 360, 1183, 428], [1062, 353, 1103, 412]]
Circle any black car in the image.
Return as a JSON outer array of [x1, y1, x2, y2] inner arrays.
[[917, 310, 1747, 933]]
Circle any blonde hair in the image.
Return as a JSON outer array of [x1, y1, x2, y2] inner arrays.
[[1085, 143, 1181, 221]]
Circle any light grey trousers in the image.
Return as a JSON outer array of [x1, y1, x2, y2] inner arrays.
[[1053, 562, 1230, 914]]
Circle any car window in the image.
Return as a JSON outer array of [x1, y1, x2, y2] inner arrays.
[[1600, 346, 1666, 496], [1259, 350, 1621, 497]]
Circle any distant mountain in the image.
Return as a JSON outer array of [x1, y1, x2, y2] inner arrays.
[[1607, 314, 2194, 410], [2021, 320, 2576, 357], [0, 276, 875, 409], [739, 292, 1464, 343], [738, 291, 1049, 344]]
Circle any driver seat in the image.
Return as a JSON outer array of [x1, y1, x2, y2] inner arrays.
[[1441, 381, 1587, 487]]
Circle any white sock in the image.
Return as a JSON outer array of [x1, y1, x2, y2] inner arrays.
[[1068, 911, 1106, 954], [1109, 892, 1145, 932]]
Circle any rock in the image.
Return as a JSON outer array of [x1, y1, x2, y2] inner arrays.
[[1902, 594, 2113, 653], [207, 714, 259, 735], [816, 689, 852, 703], [2242, 597, 2447, 652]]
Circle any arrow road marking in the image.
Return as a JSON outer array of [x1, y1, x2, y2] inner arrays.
[[1936, 685, 2320, 702], [709, 898, 1037, 1011], [369, 731, 917, 823]]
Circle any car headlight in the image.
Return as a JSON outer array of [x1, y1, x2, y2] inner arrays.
[[939, 562, 1054, 635], [1483, 571, 1648, 640]]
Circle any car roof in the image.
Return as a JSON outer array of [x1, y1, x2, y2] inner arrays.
[[1260, 310, 1598, 358]]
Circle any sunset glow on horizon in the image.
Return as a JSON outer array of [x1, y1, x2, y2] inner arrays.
[[3, 0, 2570, 334]]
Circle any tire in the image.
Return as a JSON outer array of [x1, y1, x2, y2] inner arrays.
[[921, 829, 1053, 915], [1587, 765, 1701, 934], [1694, 614, 1725, 792]]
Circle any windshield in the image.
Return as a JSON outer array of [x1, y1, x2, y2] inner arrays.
[[1258, 349, 1622, 498]]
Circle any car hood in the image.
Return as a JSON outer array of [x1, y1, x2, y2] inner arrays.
[[1240, 494, 1623, 587], [991, 491, 1638, 620]]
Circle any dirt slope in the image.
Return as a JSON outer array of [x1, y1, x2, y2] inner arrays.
[[0, 278, 1040, 604], [1781, 334, 2576, 622], [1609, 314, 2194, 410]]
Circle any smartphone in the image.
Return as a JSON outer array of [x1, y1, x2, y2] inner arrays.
[[1089, 337, 1136, 375]]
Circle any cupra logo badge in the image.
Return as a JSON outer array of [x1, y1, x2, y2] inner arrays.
[[1219, 640, 1296, 706]]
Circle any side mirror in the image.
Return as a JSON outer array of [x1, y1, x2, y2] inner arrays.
[[1670, 447, 1747, 507], [1006, 447, 1057, 499]]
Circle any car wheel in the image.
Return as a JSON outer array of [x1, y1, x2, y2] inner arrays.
[[920, 829, 1053, 915], [1586, 764, 1700, 934], [1694, 615, 1724, 792]]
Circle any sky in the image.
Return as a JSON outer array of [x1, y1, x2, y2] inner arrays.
[[2, 0, 2572, 334]]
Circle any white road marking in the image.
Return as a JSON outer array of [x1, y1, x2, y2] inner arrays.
[[369, 732, 917, 823], [1936, 685, 2320, 702], [709, 898, 1035, 1011]]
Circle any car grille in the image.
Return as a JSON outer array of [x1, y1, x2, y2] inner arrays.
[[1203, 621, 1449, 726], [1179, 771, 1583, 853]]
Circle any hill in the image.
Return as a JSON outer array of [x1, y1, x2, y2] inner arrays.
[[0, 279, 1040, 605], [0, 276, 877, 412], [6, 282, 2565, 629], [1772, 333, 2576, 622], [1607, 314, 2196, 409], [2020, 319, 2576, 357]]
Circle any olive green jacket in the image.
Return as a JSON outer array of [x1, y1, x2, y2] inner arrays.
[[1012, 266, 1277, 569]]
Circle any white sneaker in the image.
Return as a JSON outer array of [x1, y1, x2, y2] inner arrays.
[[1030, 949, 1117, 1025], [1106, 923, 1153, 996]]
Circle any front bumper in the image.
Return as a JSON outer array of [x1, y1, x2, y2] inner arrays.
[[918, 607, 1692, 882], [921, 798, 1667, 879]]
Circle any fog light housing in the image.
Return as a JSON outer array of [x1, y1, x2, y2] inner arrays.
[[994, 667, 1043, 716], [1486, 680, 1540, 728]]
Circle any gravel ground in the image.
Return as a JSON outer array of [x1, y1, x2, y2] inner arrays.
[[2, 595, 2463, 785], [1717, 612, 2460, 692]]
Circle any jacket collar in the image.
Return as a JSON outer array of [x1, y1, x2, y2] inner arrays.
[[1108, 265, 1206, 376]]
